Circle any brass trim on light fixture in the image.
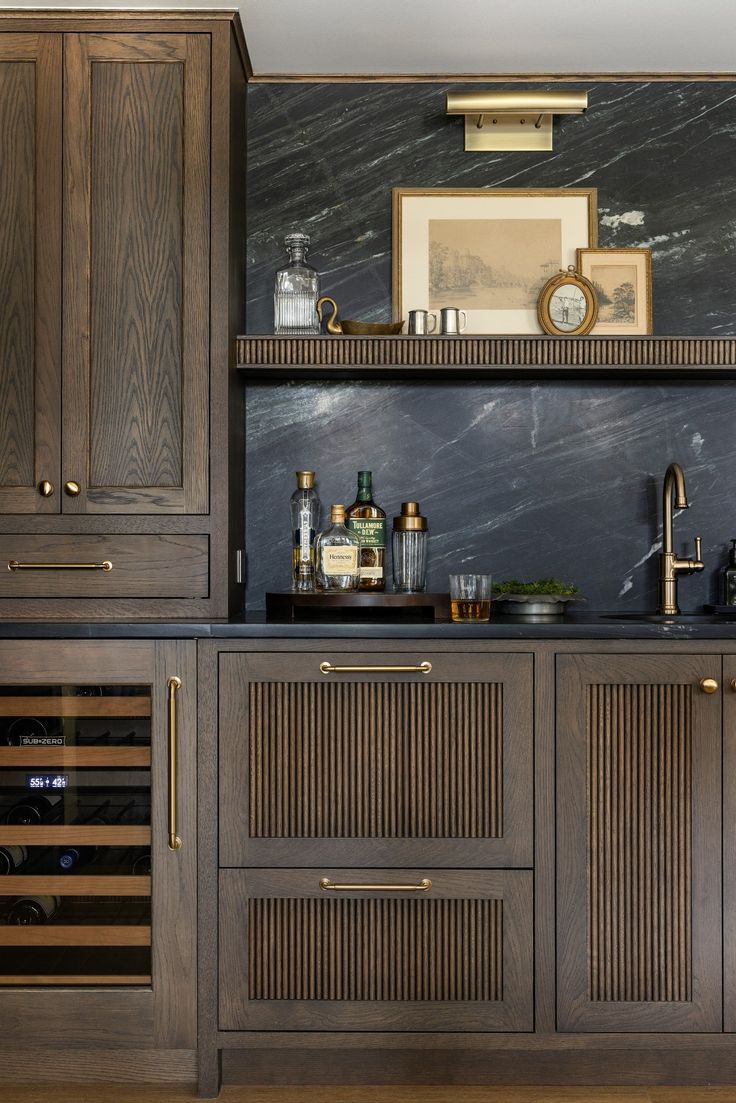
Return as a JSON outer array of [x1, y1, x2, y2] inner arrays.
[[446, 90, 588, 151]]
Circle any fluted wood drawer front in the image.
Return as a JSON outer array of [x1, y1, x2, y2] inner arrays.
[[219, 868, 533, 1031], [0, 534, 208, 598], [219, 652, 533, 867], [557, 653, 722, 1032]]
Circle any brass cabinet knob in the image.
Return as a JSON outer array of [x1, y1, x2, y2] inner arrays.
[[700, 678, 719, 694], [730, 679, 736, 693], [64, 480, 81, 497], [38, 480, 54, 497]]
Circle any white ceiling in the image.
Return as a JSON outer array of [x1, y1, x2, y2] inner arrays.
[[3, 0, 736, 76]]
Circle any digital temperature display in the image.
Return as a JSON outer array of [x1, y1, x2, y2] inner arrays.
[[25, 774, 69, 790]]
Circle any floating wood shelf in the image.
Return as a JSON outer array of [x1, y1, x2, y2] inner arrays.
[[0, 925, 151, 947], [237, 335, 736, 379], [1, 875, 151, 896], [0, 696, 151, 717]]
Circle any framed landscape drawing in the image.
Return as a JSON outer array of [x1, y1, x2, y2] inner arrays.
[[576, 247, 652, 335], [392, 187, 598, 335]]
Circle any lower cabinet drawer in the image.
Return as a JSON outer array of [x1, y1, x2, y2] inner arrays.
[[219, 868, 533, 1031], [0, 534, 209, 598]]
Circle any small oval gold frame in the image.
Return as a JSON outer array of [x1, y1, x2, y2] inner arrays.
[[537, 265, 599, 337]]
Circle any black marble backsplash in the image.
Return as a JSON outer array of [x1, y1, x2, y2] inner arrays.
[[244, 82, 736, 612], [244, 379, 736, 612], [246, 81, 736, 335]]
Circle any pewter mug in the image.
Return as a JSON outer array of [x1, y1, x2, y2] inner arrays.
[[439, 307, 468, 335], [407, 309, 437, 335]]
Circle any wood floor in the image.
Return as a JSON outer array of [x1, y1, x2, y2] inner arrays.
[[7, 1088, 736, 1103]]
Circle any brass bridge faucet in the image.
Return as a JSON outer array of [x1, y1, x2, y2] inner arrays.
[[658, 462, 704, 615]]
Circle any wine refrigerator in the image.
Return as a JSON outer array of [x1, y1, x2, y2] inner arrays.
[[0, 680, 156, 986]]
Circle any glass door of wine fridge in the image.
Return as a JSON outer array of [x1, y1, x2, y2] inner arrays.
[[0, 641, 196, 1047]]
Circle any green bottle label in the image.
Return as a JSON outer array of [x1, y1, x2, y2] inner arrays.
[[347, 518, 385, 548]]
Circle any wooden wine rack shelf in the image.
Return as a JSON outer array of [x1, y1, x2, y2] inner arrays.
[[0, 747, 151, 767], [0, 925, 151, 946], [0, 826, 151, 845], [0, 696, 150, 717], [0, 875, 151, 895], [0, 975, 151, 986]]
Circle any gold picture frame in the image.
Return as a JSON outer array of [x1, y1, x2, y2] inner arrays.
[[576, 247, 652, 335], [537, 266, 599, 336], [392, 187, 598, 335]]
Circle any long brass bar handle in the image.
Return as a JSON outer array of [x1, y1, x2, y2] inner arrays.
[[167, 676, 182, 851], [320, 877, 432, 892], [8, 560, 112, 572], [319, 661, 432, 675]]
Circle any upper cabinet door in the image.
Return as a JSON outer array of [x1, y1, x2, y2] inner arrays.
[[557, 652, 723, 1033], [0, 35, 61, 514], [63, 34, 209, 514]]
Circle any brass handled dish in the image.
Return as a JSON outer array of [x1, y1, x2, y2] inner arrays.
[[316, 296, 404, 336]]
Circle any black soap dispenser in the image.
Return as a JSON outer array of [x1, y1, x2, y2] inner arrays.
[[723, 540, 736, 605]]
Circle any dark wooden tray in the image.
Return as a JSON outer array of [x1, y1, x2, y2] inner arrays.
[[266, 591, 450, 623]]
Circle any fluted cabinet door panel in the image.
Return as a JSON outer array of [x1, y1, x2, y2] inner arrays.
[[219, 651, 533, 867], [219, 869, 533, 1030], [0, 36, 61, 514], [63, 33, 209, 514], [557, 653, 722, 1032]]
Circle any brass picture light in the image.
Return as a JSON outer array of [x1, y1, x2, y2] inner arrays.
[[446, 90, 588, 152]]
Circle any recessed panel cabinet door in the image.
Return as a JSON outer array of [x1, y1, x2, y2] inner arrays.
[[557, 653, 722, 1032], [219, 651, 533, 867], [62, 34, 209, 514], [0, 35, 61, 514], [723, 658, 736, 1032]]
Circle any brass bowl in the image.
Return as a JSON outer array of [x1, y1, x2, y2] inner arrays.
[[340, 319, 405, 336]]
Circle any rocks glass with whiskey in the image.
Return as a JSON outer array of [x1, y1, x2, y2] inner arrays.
[[449, 574, 492, 623]]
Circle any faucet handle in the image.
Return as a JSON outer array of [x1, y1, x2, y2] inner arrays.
[[695, 535, 702, 561]]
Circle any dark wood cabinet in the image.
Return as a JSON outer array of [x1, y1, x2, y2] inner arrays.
[[0, 14, 246, 617], [0, 34, 61, 515], [0, 639, 197, 1047], [63, 32, 209, 516], [219, 868, 533, 1032], [219, 650, 534, 868], [556, 652, 723, 1032]]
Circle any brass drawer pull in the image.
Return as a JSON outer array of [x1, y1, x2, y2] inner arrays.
[[320, 877, 432, 892], [8, 560, 113, 572], [167, 676, 182, 852], [320, 661, 432, 675], [700, 677, 719, 694]]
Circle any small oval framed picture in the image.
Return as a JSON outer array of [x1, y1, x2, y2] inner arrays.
[[537, 265, 598, 336]]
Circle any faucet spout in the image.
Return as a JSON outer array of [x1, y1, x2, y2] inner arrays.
[[662, 462, 688, 556]]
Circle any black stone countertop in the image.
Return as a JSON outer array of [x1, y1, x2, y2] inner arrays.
[[1, 612, 736, 640]]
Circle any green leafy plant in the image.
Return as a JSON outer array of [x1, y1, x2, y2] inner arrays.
[[492, 578, 580, 597]]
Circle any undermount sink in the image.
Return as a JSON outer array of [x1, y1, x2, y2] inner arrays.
[[601, 613, 735, 623]]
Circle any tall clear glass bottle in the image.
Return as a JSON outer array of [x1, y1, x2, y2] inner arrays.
[[345, 471, 386, 591], [290, 470, 321, 592], [274, 232, 320, 335], [315, 505, 361, 593]]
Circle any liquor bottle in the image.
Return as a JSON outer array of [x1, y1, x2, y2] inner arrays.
[[0, 845, 28, 874], [273, 232, 320, 335], [315, 505, 361, 593], [345, 471, 386, 591], [723, 540, 736, 605], [6, 793, 63, 825], [6, 895, 60, 924], [290, 471, 321, 592], [57, 799, 112, 872]]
